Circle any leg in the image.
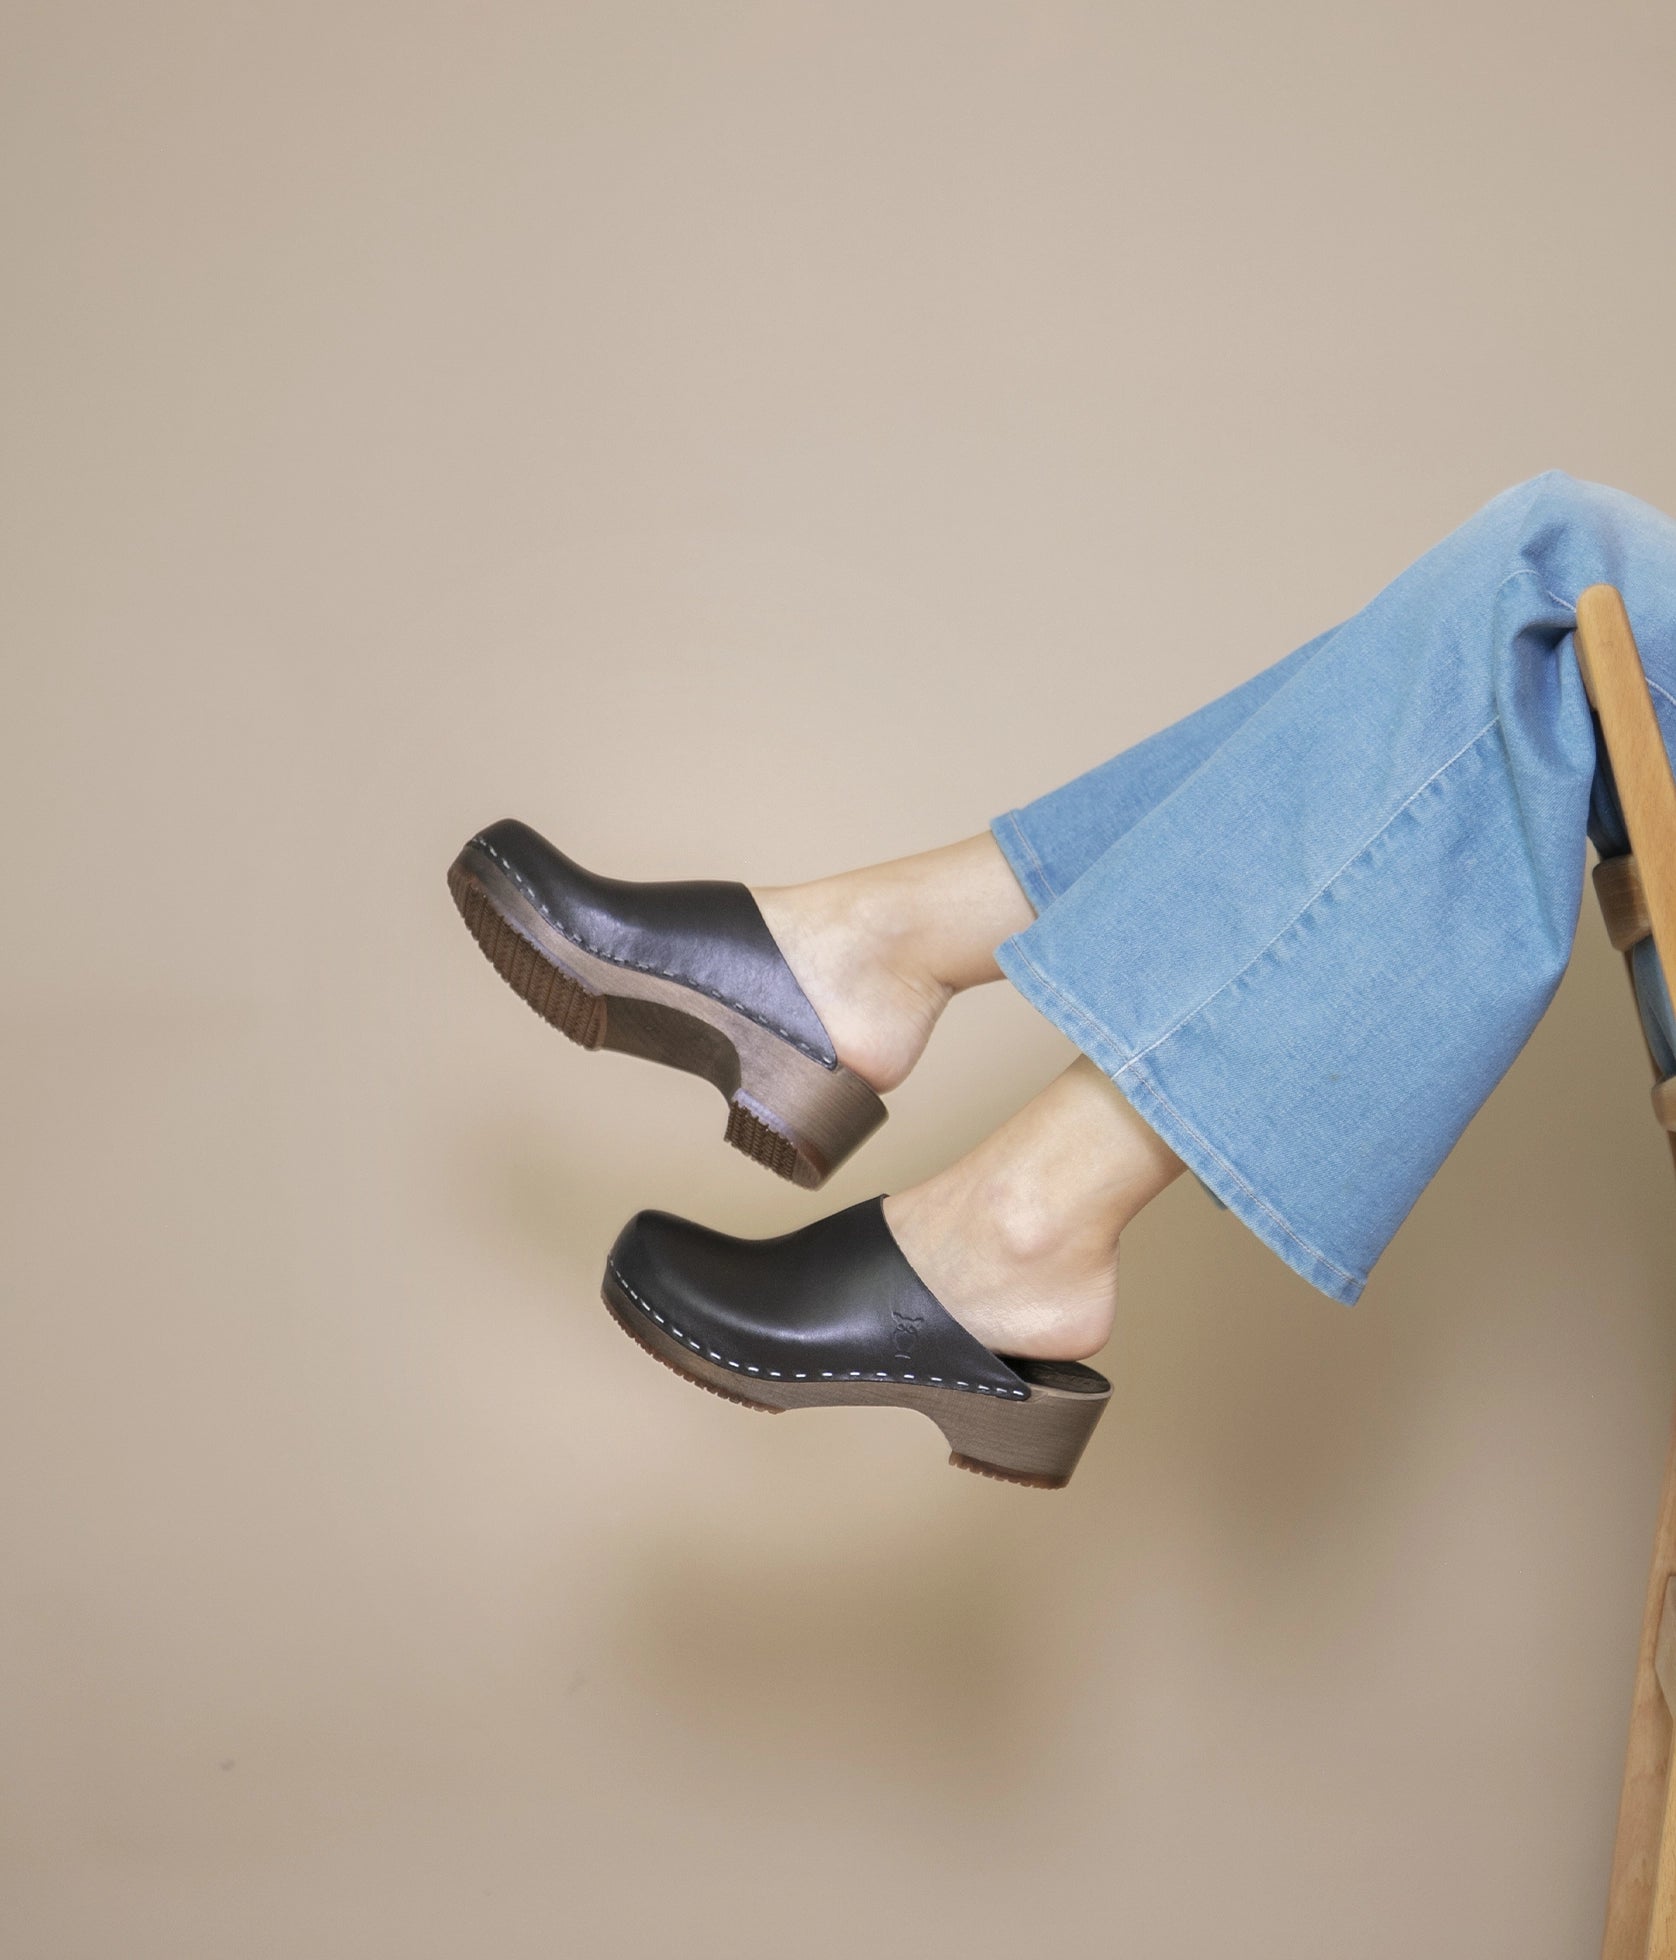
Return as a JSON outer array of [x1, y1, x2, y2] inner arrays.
[[992, 471, 1676, 1303], [598, 474, 1676, 1481], [456, 568, 1352, 1189], [753, 632, 1332, 1091], [759, 473, 1676, 1327]]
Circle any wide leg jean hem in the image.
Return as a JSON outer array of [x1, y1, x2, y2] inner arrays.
[[990, 810, 1062, 912], [986, 475, 1676, 1307], [993, 934, 1369, 1306]]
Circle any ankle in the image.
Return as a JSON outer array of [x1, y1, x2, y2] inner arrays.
[[962, 1161, 1121, 1274], [862, 834, 1036, 998], [885, 1145, 1130, 1361], [817, 866, 953, 1007], [754, 835, 1034, 1092], [753, 873, 951, 1093], [882, 1059, 1187, 1362], [886, 1177, 1121, 1361]]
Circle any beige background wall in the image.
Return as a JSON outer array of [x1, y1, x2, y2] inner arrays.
[[5, 4, 1676, 1955]]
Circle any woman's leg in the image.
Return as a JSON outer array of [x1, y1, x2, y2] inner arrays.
[[753, 632, 1331, 1091], [973, 471, 1676, 1311], [598, 474, 1676, 1485], [782, 471, 1676, 1342]]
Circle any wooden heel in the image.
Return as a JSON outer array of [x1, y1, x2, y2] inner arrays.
[[934, 1357, 1111, 1490], [725, 1032, 888, 1190]]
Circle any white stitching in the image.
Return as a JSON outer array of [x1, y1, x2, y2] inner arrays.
[[1005, 939, 1364, 1291], [996, 811, 1060, 905], [606, 1260, 1028, 1399], [470, 836, 835, 1065], [1131, 1059, 1363, 1291], [1120, 716, 1502, 1072], [1491, 564, 1575, 617]]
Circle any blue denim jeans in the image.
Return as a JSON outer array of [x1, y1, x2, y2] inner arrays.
[[989, 472, 1676, 1304]]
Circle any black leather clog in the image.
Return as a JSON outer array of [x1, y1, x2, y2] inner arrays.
[[602, 1197, 1111, 1488], [448, 819, 886, 1187]]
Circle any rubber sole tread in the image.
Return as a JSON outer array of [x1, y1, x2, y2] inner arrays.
[[449, 862, 606, 1049]]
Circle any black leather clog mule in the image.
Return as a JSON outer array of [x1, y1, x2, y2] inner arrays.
[[448, 819, 887, 1188], [602, 1197, 1111, 1489]]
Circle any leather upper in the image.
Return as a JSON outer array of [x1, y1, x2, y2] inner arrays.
[[468, 818, 837, 1067], [606, 1198, 1032, 1400]]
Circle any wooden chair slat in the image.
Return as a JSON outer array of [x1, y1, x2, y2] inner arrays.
[[1596, 854, 1653, 952], [1577, 586, 1676, 984], [1586, 588, 1676, 1960]]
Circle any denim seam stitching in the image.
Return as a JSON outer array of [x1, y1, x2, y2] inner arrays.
[[998, 811, 1060, 904], [1119, 715, 1502, 1073], [1118, 1057, 1363, 1291], [1649, 679, 1676, 718], [1000, 941, 1360, 1289], [1491, 564, 1575, 617]]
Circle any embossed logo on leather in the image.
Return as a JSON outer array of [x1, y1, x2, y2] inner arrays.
[[890, 1306, 924, 1364]]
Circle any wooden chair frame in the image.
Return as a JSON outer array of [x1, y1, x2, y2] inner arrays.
[[1578, 587, 1676, 1960]]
